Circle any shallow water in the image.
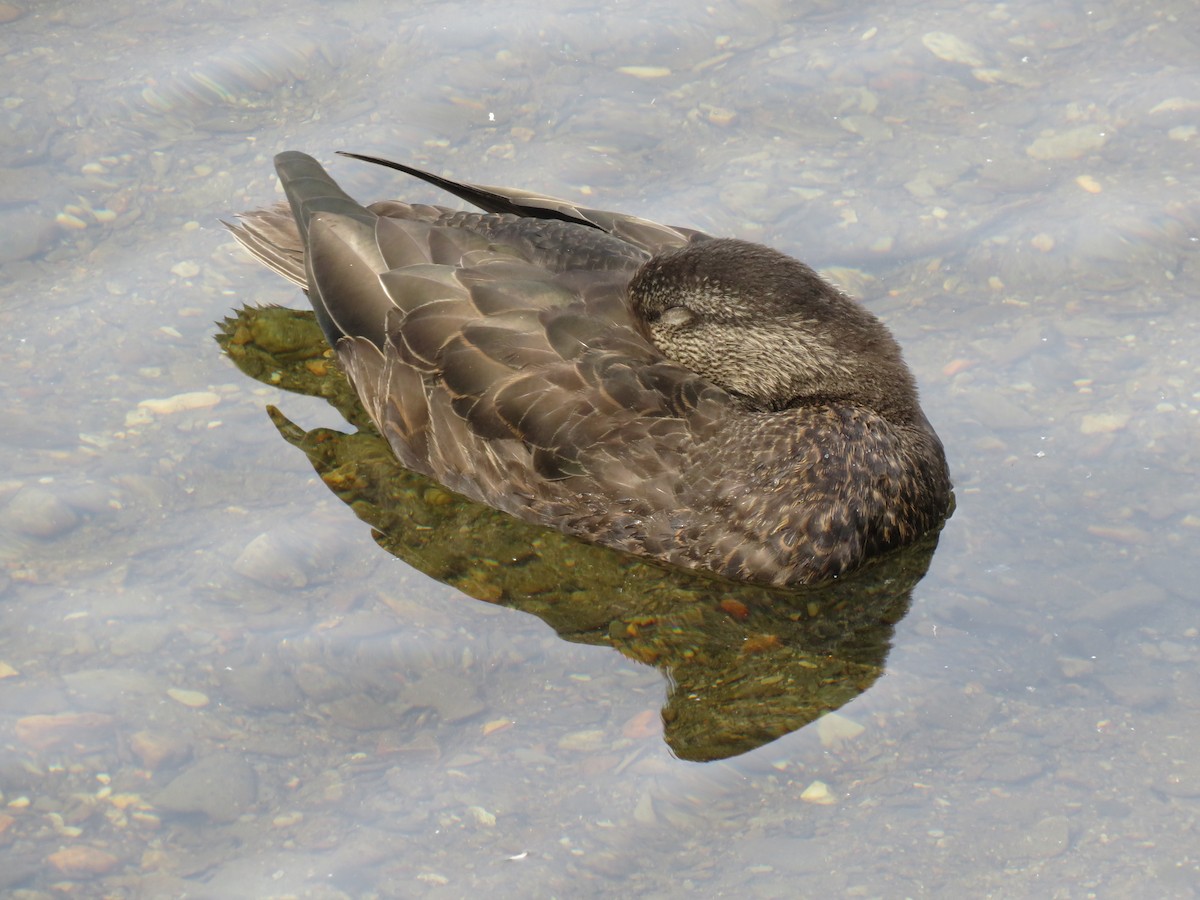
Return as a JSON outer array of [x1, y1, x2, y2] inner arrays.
[[2, 0, 1199, 896]]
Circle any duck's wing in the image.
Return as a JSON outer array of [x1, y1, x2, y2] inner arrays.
[[331, 225, 731, 516], [354, 275, 731, 498], [229, 152, 700, 345], [337, 151, 709, 258], [229, 152, 729, 517]]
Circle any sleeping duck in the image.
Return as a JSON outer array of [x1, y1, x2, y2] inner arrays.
[[227, 151, 952, 587]]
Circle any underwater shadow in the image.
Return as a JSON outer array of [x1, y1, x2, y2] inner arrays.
[[217, 306, 946, 761]]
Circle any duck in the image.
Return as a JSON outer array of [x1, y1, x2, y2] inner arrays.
[[227, 151, 952, 587]]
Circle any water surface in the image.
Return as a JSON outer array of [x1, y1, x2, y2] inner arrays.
[[1, 0, 1199, 896]]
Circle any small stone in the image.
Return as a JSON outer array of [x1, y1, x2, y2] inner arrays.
[[137, 391, 221, 416], [320, 692, 392, 729], [1075, 174, 1103, 193], [1098, 672, 1170, 708], [467, 805, 496, 827], [129, 730, 190, 769], [0, 4, 23, 24], [231, 528, 322, 590], [1010, 815, 1070, 860], [218, 665, 302, 711], [633, 790, 656, 824], [14, 712, 113, 750], [153, 753, 256, 822], [64, 668, 158, 711], [839, 115, 893, 141], [1086, 524, 1150, 544], [1067, 583, 1165, 624], [557, 729, 606, 752], [904, 176, 937, 199], [56, 211, 87, 230], [984, 755, 1044, 783], [410, 671, 484, 723], [1058, 657, 1094, 678], [1030, 233, 1056, 253], [1080, 412, 1130, 434], [4, 487, 79, 538], [971, 391, 1039, 428], [817, 712, 865, 747], [47, 845, 120, 876], [170, 260, 200, 278], [166, 688, 210, 708], [1026, 127, 1109, 161], [921, 32, 984, 67], [972, 68, 1005, 84], [0, 207, 56, 262], [1150, 97, 1200, 114], [801, 780, 836, 805], [705, 106, 737, 126], [616, 66, 672, 78]]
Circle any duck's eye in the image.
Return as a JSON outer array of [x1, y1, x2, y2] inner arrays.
[[658, 306, 696, 328]]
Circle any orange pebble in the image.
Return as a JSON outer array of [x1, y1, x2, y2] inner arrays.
[[719, 598, 750, 620], [741, 633, 782, 654], [47, 846, 120, 876], [622, 709, 660, 739]]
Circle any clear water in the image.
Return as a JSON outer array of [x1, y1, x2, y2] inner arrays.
[[1, 0, 1199, 896]]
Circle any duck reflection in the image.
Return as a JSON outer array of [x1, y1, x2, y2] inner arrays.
[[218, 306, 945, 761]]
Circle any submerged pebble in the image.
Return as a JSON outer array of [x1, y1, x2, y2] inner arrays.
[[616, 65, 671, 78], [137, 391, 221, 416], [1004, 815, 1071, 860], [166, 688, 210, 708], [1079, 412, 1130, 434], [1066, 583, 1166, 624], [129, 730, 191, 770], [1026, 127, 1110, 160], [153, 753, 256, 821], [816, 712, 865, 747], [921, 32, 984, 67], [4, 487, 79, 538], [14, 712, 114, 750], [800, 780, 836, 805], [233, 530, 312, 589], [47, 845, 121, 877]]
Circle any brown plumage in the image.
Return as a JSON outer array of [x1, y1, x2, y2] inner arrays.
[[227, 151, 952, 586]]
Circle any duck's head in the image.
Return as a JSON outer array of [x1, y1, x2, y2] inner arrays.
[[629, 238, 924, 425]]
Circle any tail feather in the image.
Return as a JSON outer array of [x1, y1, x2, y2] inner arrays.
[[274, 151, 376, 243], [273, 152, 392, 348]]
